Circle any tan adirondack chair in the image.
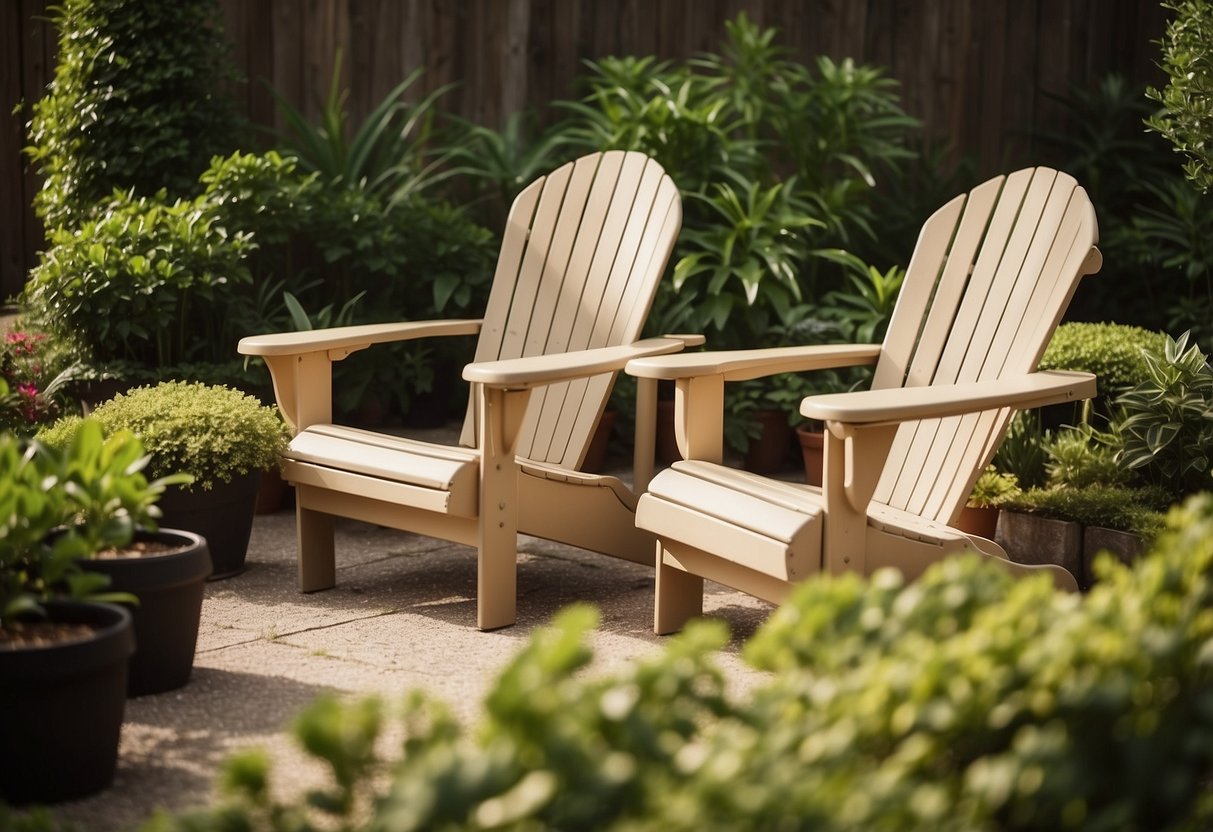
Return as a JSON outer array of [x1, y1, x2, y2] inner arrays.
[[239, 151, 699, 630], [627, 167, 1102, 634]]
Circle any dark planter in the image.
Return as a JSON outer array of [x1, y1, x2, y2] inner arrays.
[[0, 601, 134, 805], [796, 425, 825, 487], [995, 510, 1085, 587], [1083, 526, 1146, 580], [82, 529, 211, 696], [157, 470, 261, 580], [744, 409, 793, 474]]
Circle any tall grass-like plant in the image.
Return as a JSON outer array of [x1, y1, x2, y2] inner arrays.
[[270, 58, 454, 207]]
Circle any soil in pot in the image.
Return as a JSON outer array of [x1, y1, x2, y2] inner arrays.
[[0, 601, 134, 805], [84, 530, 212, 696], [157, 470, 262, 580]]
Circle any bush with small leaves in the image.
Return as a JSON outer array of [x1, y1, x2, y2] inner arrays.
[[39, 382, 289, 492], [1039, 322, 1165, 401]]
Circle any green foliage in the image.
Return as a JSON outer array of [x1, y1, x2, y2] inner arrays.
[[1005, 484, 1172, 538], [1031, 73, 1213, 335], [1043, 423, 1131, 488], [1115, 331, 1213, 494], [536, 13, 918, 350], [968, 466, 1022, 508], [24, 0, 241, 230], [0, 329, 84, 436], [270, 58, 453, 207], [1040, 322, 1166, 401], [672, 175, 821, 341], [39, 382, 289, 491], [817, 250, 906, 343], [1147, 0, 1213, 193], [22, 191, 254, 372], [0, 420, 181, 630], [143, 496, 1213, 830], [993, 410, 1052, 490]]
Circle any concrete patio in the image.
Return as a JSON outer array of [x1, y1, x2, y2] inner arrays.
[[46, 489, 773, 831]]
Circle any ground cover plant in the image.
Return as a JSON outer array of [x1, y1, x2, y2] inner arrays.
[[108, 494, 1213, 831]]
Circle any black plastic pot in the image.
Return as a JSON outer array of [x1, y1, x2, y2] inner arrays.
[[82, 529, 211, 696], [0, 601, 134, 805], [157, 470, 261, 580]]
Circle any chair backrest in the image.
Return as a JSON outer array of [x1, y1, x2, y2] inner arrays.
[[870, 167, 1100, 523], [458, 151, 682, 468]]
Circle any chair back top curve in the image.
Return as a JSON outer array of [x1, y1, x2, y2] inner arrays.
[[458, 151, 682, 468], [870, 167, 1100, 524]]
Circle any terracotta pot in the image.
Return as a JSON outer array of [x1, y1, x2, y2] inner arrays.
[[0, 601, 134, 804], [954, 505, 1000, 539], [744, 409, 793, 474], [796, 424, 824, 487]]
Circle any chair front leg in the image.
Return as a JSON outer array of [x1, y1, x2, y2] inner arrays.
[[475, 384, 531, 630]]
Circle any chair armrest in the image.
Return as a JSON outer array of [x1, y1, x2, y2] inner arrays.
[[625, 343, 881, 382], [238, 319, 483, 358], [801, 370, 1096, 425], [463, 335, 705, 389]]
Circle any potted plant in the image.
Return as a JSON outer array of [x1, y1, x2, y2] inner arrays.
[[0, 419, 166, 804], [955, 466, 1021, 538], [41, 381, 290, 578]]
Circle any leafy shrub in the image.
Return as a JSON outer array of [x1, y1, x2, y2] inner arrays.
[[1147, 0, 1213, 194], [142, 497, 1213, 831], [535, 14, 918, 350], [968, 465, 1022, 508], [24, 0, 241, 229], [0, 329, 82, 435], [1115, 331, 1213, 495], [1005, 485, 1171, 538], [0, 420, 178, 630], [1039, 322, 1165, 401], [22, 192, 254, 372], [38, 382, 289, 491], [993, 410, 1052, 490], [1043, 423, 1130, 488]]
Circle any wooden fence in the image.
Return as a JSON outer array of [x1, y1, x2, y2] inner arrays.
[[1, 0, 1171, 298]]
